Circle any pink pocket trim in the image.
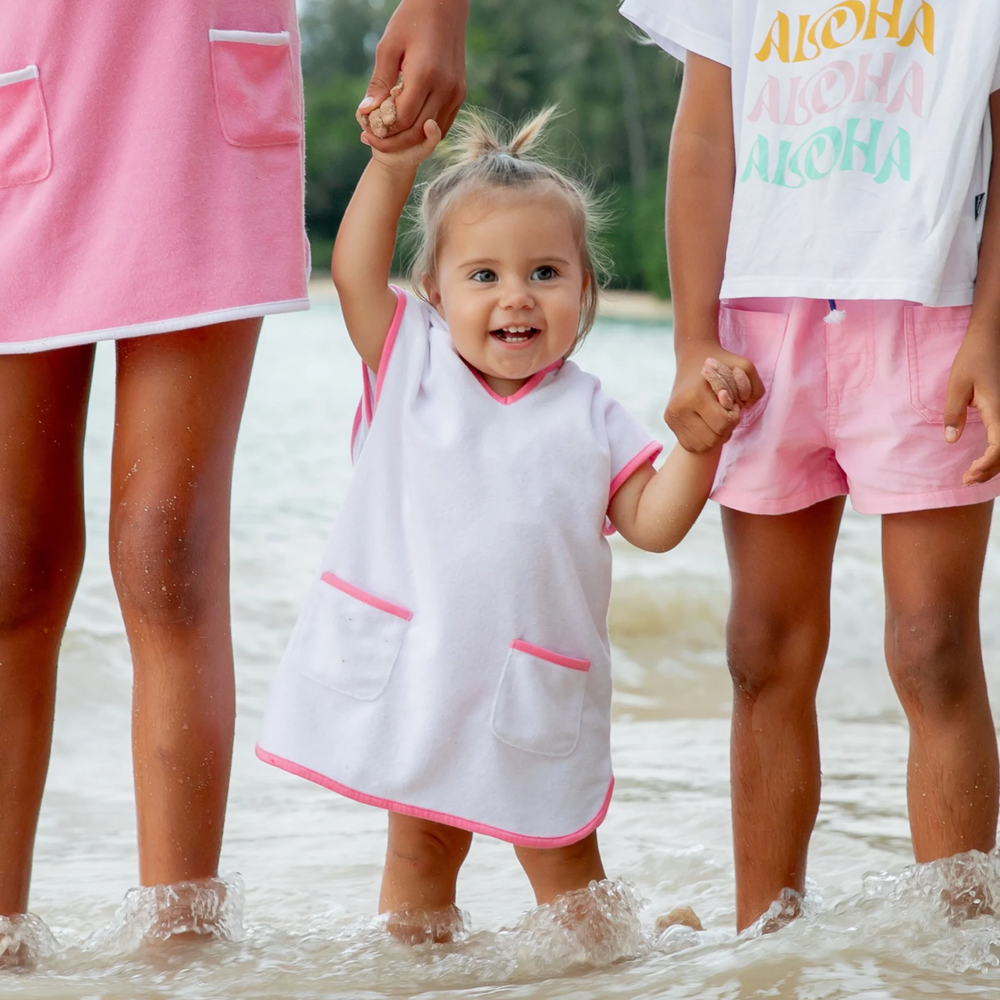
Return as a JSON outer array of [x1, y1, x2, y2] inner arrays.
[[256, 745, 614, 849], [511, 639, 590, 672], [320, 572, 412, 621]]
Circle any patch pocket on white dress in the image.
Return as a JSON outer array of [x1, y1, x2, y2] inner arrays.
[[209, 30, 302, 147], [0, 66, 52, 189], [491, 640, 590, 757], [292, 572, 411, 701]]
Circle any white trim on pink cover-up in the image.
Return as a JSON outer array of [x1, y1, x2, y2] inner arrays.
[[0, 298, 310, 355], [256, 744, 614, 848]]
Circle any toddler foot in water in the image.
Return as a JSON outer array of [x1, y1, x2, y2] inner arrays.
[[654, 905, 703, 933], [384, 904, 467, 945]]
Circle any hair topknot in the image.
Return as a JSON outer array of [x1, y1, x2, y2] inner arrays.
[[409, 106, 608, 346]]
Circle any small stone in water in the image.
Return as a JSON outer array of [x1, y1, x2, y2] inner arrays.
[[656, 905, 703, 932]]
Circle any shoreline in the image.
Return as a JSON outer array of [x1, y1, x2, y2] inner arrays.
[[306, 277, 673, 323]]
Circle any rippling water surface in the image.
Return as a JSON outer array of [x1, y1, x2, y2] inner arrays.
[[7, 294, 1000, 998]]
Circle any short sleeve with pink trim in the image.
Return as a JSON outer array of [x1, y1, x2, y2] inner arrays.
[[619, 0, 732, 66], [600, 393, 663, 506]]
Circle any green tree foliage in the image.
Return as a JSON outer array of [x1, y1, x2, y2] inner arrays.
[[301, 0, 683, 295]]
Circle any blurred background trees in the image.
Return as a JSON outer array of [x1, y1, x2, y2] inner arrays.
[[301, 0, 683, 296]]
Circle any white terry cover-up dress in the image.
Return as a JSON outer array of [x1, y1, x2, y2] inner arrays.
[[0, 1, 308, 352], [257, 291, 662, 846]]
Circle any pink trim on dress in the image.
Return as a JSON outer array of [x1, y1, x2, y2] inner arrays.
[[609, 441, 663, 500], [256, 744, 614, 849], [511, 639, 590, 672], [320, 572, 412, 621], [362, 361, 374, 427], [470, 360, 563, 405], [374, 287, 408, 408], [350, 400, 363, 461]]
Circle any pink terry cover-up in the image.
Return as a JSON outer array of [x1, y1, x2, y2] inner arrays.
[[0, 1, 309, 353]]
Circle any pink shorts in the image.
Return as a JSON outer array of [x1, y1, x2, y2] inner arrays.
[[711, 298, 1000, 516]]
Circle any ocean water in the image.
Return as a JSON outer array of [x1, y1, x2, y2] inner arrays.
[[5, 297, 1000, 998]]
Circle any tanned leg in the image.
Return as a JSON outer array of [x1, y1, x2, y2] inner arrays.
[[109, 320, 259, 889], [882, 503, 998, 864], [0, 347, 94, 916], [723, 498, 844, 932], [379, 812, 473, 942]]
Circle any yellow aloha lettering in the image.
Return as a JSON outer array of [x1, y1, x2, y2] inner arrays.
[[818, 2, 867, 52], [864, 0, 903, 41], [899, 2, 934, 55], [755, 13, 791, 62]]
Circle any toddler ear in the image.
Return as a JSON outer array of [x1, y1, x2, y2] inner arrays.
[[421, 274, 441, 307]]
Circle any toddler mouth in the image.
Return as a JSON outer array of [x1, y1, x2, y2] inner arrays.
[[491, 326, 540, 344]]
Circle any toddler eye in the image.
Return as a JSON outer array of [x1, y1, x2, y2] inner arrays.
[[471, 269, 498, 283], [532, 265, 558, 281]]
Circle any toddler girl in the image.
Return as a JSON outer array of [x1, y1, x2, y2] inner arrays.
[[256, 108, 739, 938], [621, 0, 1000, 931]]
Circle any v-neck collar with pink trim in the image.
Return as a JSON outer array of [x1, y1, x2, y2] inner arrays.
[[466, 360, 564, 405]]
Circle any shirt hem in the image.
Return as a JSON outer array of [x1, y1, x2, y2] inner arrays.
[[619, 2, 731, 66], [720, 277, 974, 308], [255, 743, 614, 849], [0, 298, 311, 355]]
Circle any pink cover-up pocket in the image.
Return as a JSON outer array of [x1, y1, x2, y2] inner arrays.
[[288, 572, 411, 701], [491, 641, 591, 757], [0, 66, 51, 189], [209, 30, 302, 147]]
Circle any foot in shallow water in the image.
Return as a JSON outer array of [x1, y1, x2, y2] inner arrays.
[[655, 905, 703, 932], [384, 905, 468, 945], [0, 914, 58, 972], [93, 874, 245, 951]]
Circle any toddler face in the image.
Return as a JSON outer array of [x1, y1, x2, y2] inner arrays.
[[425, 190, 587, 393]]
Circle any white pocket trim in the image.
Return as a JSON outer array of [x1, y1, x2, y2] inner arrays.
[[208, 29, 290, 46], [0, 66, 39, 88]]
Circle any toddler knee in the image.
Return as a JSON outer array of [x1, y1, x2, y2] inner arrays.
[[110, 496, 212, 627], [387, 824, 469, 882], [887, 611, 973, 712]]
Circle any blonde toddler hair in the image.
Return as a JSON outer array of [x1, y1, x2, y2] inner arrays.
[[410, 107, 608, 344]]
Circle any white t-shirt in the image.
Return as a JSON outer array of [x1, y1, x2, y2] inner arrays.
[[258, 291, 662, 846], [621, 0, 1000, 305]]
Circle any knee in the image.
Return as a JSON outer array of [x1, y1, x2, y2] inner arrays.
[[727, 612, 827, 705], [387, 822, 471, 882], [110, 494, 216, 627], [0, 506, 84, 633], [886, 611, 976, 713]]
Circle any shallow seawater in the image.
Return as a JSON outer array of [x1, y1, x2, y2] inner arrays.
[[7, 297, 1000, 998]]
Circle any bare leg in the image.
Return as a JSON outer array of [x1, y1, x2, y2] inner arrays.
[[515, 832, 605, 905], [109, 320, 259, 889], [0, 347, 94, 917], [882, 503, 998, 864], [379, 812, 472, 942], [723, 498, 844, 932]]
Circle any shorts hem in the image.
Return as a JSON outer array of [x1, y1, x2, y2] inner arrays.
[[711, 482, 847, 516], [0, 298, 311, 355], [849, 480, 1000, 515]]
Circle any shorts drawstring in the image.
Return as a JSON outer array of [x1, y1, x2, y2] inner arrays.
[[825, 298, 846, 325]]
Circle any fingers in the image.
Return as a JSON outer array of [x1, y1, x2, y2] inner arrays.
[[702, 359, 738, 411], [964, 400, 1000, 484], [666, 381, 740, 453], [358, 35, 404, 127], [733, 367, 753, 404], [944, 371, 974, 444]]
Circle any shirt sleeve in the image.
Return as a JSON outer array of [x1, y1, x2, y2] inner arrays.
[[599, 391, 663, 505], [619, 0, 732, 66]]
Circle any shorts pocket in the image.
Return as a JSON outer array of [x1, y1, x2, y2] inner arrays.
[[717, 306, 789, 431], [290, 572, 411, 701], [491, 640, 590, 757], [904, 305, 981, 425], [0, 66, 52, 189], [209, 29, 302, 147]]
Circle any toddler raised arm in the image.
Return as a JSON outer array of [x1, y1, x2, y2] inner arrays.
[[331, 114, 441, 371]]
